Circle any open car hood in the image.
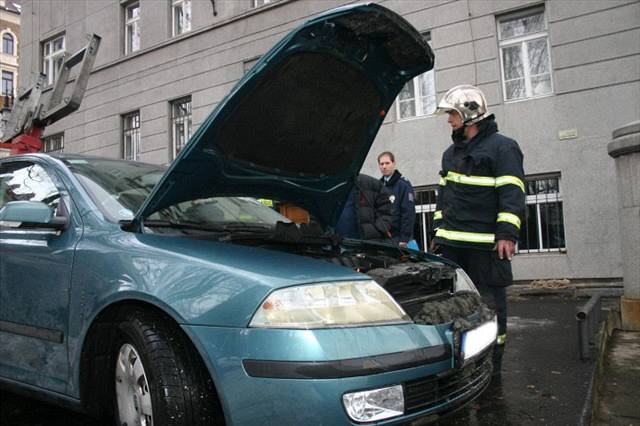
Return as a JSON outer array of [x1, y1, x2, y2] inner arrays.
[[133, 3, 434, 228]]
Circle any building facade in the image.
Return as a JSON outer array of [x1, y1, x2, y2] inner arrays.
[[16, 0, 640, 282], [1, 0, 20, 109]]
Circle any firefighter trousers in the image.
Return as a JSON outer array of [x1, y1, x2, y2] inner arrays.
[[438, 245, 511, 338]]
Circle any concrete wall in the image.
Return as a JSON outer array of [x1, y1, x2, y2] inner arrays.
[[17, 0, 640, 281]]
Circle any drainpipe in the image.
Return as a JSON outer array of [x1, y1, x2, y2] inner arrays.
[[608, 121, 640, 330]]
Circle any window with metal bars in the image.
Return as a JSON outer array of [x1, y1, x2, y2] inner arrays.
[[170, 96, 192, 159], [518, 174, 566, 253], [43, 133, 64, 153], [414, 186, 438, 251], [416, 174, 566, 254]]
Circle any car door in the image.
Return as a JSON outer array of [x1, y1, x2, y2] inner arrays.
[[0, 159, 80, 393]]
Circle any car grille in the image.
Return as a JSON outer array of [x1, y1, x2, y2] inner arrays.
[[403, 350, 492, 414]]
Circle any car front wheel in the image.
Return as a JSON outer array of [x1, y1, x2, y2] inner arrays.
[[113, 309, 223, 426]]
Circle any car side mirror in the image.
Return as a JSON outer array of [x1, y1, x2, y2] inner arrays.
[[0, 200, 68, 230]]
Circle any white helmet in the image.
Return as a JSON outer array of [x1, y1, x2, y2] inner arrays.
[[436, 84, 489, 125]]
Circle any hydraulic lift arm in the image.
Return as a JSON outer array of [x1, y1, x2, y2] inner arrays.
[[0, 34, 101, 155]]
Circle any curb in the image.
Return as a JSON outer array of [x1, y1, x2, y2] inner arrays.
[[587, 308, 621, 425], [508, 284, 623, 298]]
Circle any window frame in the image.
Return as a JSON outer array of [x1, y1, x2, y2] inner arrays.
[[497, 8, 554, 102], [43, 133, 64, 153], [396, 32, 436, 121], [1, 71, 13, 96], [517, 173, 566, 254], [251, 0, 275, 8], [2, 32, 14, 55], [170, 96, 192, 160], [42, 34, 66, 86], [414, 186, 438, 251], [243, 56, 261, 74], [122, 111, 141, 161], [124, 1, 141, 55], [171, 0, 192, 37], [421, 174, 566, 254]]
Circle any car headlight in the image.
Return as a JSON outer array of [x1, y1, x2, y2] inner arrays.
[[454, 268, 479, 294], [249, 280, 410, 329], [462, 317, 498, 360]]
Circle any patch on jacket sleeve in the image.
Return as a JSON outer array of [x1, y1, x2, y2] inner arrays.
[[389, 195, 396, 203]]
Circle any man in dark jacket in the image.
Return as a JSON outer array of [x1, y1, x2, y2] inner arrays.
[[430, 84, 525, 368], [336, 174, 393, 241], [378, 151, 416, 248]]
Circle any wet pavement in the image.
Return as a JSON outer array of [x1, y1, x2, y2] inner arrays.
[[0, 294, 599, 425], [438, 294, 598, 426]]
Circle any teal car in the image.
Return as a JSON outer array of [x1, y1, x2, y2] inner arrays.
[[0, 4, 496, 425]]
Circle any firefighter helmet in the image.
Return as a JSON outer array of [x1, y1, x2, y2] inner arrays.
[[436, 84, 489, 125]]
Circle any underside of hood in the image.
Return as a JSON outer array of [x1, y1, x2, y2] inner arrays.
[[133, 3, 434, 229]]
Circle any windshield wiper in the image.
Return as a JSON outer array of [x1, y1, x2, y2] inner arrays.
[[140, 220, 227, 232], [218, 222, 273, 232], [141, 220, 275, 234]]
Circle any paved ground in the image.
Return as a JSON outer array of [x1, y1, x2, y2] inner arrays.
[[438, 294, 598, 426], [593, 330, 640, 425], [0, 294, 599, 425]]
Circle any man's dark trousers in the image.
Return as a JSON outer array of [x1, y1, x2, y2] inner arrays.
[[439, 245, 511, 371]]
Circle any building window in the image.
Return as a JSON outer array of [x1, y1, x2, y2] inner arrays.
[[43, 133, 64, 153], [243, 57, 260, 74], [171, 96, 192, 159], [396, 32, 435, 120], [498, 9, 553, 101], [252, 0, 276, 8], [414, 187, 438, 251], [518, 174, 566, 253], [125, 2, 141, 54], [1, 71, 13, 96], [172, 0, 191, 36], [42, 35, 65, 86], [123, 111, 141, 161], [420, 175, 566, 253], [2, 33, 14, 55]]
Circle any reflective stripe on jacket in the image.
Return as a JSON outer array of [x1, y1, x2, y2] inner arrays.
[[433, 117, 525, 250]]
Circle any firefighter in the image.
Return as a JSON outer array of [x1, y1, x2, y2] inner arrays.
[[430, 84, 525, 369]]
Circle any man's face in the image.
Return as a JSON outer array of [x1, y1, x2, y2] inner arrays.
[[447, 110, 464, 130], [378, 155, 395, 177]]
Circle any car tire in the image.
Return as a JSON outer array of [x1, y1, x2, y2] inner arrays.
[[113, 309, 223, 426]]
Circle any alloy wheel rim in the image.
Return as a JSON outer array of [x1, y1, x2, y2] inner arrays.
[[115, 343, 153, 426]]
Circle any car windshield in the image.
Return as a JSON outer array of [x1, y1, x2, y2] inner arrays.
[[65, 158, 289, 227]]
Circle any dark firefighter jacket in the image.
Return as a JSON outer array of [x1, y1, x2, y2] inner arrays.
[[380, 170, 416, 243], [336, 174, 393, 241], [433, 117, 525, 250]]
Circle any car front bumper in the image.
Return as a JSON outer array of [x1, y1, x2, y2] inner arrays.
[[184, 322, 492, 425]]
